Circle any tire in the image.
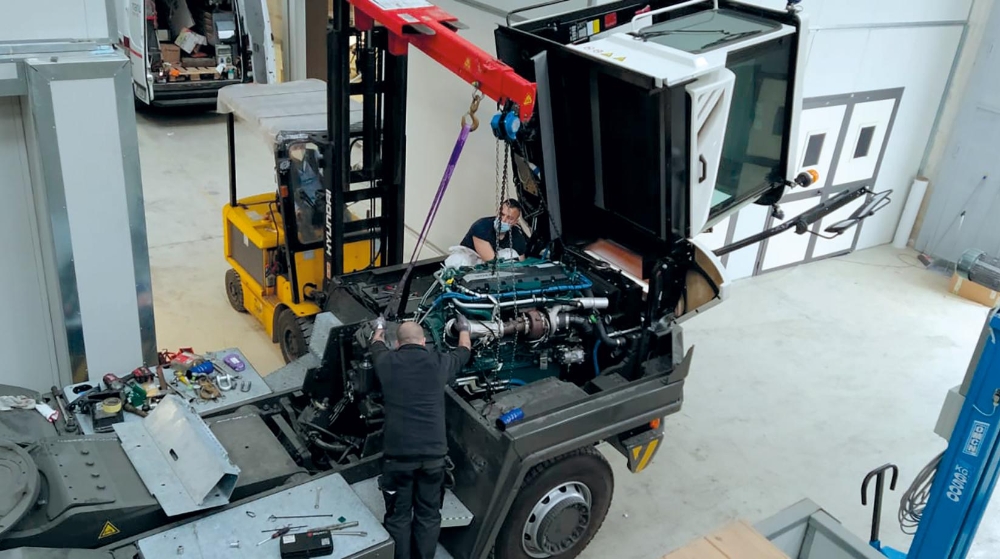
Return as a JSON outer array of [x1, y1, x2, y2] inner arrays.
[[277, 309, 313, 363], [493, 447, 614, 559], [225, 269, 246, 312]]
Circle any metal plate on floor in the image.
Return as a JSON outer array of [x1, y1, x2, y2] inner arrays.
[[115, 396, 240, 517], [350, 478, 474, 528], [137, 474, 392, 559]]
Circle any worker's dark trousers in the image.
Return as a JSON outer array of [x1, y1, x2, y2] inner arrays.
[[379, 458, 446, 559]]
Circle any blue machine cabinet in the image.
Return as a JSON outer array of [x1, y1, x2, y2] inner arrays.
[[887, 308, 1000, 558]]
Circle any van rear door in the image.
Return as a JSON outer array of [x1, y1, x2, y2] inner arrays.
[[236, 0, 276, 83], [125, 0, 154, 103]]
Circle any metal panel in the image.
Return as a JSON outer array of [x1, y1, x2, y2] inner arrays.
[[229, 220, 268, 286], [0, 97, 62, 393], [350, 477, 474, 528], [25, 53, 157, 383], [114, 396, 241, 516], [136, 474, 393, 559], [50, 75, 144, 380], [0, 0, 114, 44]]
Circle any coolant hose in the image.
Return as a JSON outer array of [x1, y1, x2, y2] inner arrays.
[[311, 437, 349, 453], [594, 317, 625, 348]]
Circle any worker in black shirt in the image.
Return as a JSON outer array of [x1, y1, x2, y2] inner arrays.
[[460, 198, 528, 262], [371, 317, 472, 559]]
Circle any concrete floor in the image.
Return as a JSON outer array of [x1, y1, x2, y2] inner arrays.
[[138, 104, 999, 557]]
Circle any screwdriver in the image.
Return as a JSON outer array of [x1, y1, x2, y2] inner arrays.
[[256, 525, 293, 546]]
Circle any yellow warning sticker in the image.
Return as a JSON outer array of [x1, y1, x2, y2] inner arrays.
[[589, 19, 600, 35], [99, 521, 121, 539]]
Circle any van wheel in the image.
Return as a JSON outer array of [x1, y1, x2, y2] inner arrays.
[[225, 269, 245, 312], [277, 309, 313, 363], [493, 447, 614, 559]]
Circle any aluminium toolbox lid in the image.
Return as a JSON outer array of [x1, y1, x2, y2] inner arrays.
[[217, 79, 363, 148], [0, 439, 40, 538]]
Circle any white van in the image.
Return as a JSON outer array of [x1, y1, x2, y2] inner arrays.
[[115, 0, 276, 107]]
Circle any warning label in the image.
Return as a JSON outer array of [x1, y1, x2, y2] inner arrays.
[[99, 521, 121, 539]]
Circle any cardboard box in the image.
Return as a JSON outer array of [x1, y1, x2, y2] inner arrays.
[[950, 273, 999, 307], [663, 521, 789, 559], [160, 43, 181, 65]]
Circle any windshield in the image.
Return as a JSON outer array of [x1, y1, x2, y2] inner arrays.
[[288, 141, 325, 245]]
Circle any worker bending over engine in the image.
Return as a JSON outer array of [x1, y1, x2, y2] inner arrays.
[[460, 199, 528, 263], [371, 318, 472, 559]]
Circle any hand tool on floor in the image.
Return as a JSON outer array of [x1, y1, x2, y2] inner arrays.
[[268, 514, 334, 522], [257, 525, 293, 546]]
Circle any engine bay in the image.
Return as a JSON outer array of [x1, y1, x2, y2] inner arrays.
[[282, 247, 670, 468]]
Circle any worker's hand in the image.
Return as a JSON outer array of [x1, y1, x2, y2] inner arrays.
[[454, 313, 471, 334]]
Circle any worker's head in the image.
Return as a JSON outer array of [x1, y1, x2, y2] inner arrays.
[[495, 199, 523, 234], [396, 321, 426, 347]]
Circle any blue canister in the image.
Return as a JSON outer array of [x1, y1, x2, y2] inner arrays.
[[496, 408, 525, 431]]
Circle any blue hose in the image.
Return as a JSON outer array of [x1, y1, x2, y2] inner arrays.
[[427, 274, 594, 313], [592, 339, 601, 377], [508, 378, 526, 386]]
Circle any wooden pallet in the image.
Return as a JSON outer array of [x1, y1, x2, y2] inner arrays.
[[168, 66, 224, 82]]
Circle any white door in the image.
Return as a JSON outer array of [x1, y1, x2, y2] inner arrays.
[[795, 105, 847, 192], [238, 0, 277, 84], [759, 197, 819, 272], [832, 99, 897, 186], [126, 0, 152, 103]]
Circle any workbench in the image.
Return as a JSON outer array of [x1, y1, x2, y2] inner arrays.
[[62, 348, 271, 435], [137, 474, 393, 559]]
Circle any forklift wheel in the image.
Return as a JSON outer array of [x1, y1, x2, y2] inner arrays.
[[277, 309, 313, 363], [225, 269, 246, 312], [493, 446, 614, 559]]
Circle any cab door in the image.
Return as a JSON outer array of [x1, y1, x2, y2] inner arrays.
[[236, 0, 277, 84]]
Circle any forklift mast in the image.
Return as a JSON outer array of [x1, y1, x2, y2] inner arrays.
[[322, 0, 539, 290]]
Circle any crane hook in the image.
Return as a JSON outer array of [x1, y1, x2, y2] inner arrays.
[[462, 87, 484, 132]]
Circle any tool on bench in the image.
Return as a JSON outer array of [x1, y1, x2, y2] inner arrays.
[[268, 514, 334, 522], [240, 380, 252, 392], [278, 530, 335, 558], [262, 526, 307, 533], [310, 521, 359, 532], [256, 525, 294, 546], [223, 353, 246, 372], [197, 376, 222, 401], [216, 373, 236, 391], [51, 385, 78, 433]]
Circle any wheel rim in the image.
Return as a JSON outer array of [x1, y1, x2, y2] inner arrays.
[[521, 481, 592, 558], [227, 280, 239, 302]]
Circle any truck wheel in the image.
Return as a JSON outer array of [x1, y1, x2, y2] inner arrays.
[[225, 269, 246, 312], [277, 309, 313, 363], [494, 447, 614, 559]]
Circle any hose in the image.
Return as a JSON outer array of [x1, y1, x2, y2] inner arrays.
[[594, 316, 625, 348], [592, 340, 602, 377]]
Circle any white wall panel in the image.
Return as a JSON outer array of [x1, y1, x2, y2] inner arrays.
[[832, 99, 895, 185], [0, 98, 62, 392], [796, 105, 847, 191], [0, 0, 111, 42], [696, 216, 731, 252], [854, 26, 964, 250], [760, 198, 818, 271], [813, 196, 865, 258], [51, 78, 144, 381], [725, 203, 769, 280], [740, 0, 972, 28]]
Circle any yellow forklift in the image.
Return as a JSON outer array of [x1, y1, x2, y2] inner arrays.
[[218, 33, 407, 362]]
